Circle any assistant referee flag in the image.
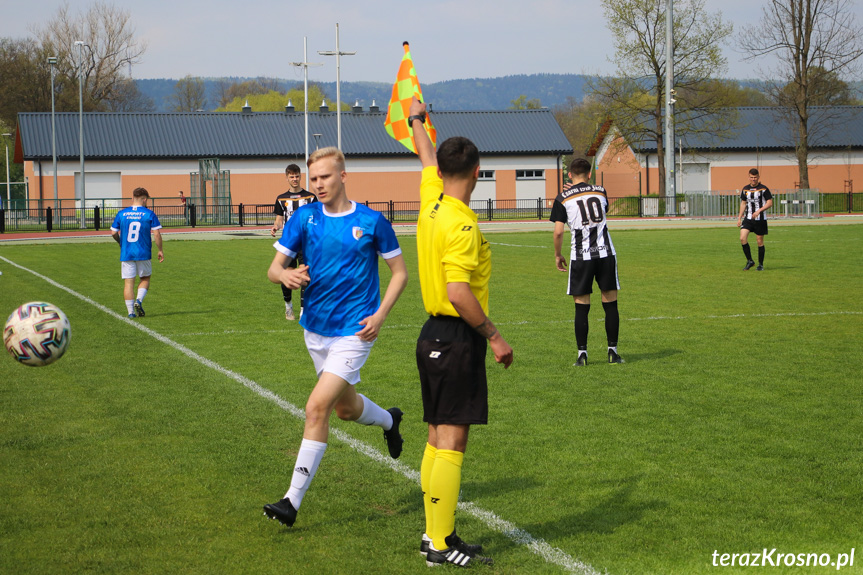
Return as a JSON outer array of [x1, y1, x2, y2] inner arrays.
[[384, 42, 437, 153]]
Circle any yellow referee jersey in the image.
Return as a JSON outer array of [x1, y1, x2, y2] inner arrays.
[[417, 166, 491, 317]]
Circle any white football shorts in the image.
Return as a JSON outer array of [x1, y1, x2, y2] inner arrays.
[[303, 331, 374, 385], [121, 260, 153, 279]]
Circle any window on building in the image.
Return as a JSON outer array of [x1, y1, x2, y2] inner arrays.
[[478, 170, 495, 180], [516, 169, 545, 180]]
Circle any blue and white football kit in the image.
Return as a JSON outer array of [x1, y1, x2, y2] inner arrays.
[[111, 206, 162, 262], [275, 201, 402, 337], [263, 199, 405, 527], [274, 201, 402, 384]]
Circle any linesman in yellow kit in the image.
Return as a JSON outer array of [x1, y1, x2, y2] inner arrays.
[[408, 96, 514, 568]]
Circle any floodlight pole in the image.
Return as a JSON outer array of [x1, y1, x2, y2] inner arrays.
[[48, 56, 58, 215], [318, 23, 356, 150], [290, 37, 323, 164], [75, 40, 86, 228], [664, 0, 676, 216]]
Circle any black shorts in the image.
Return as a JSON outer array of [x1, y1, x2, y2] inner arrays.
[[568, 255, 620, 296], [416, 315, 488, 425], [742, 219, 768, 236]]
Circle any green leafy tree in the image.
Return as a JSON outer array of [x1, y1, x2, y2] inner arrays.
[[509, 95, 543, 110], [213, 77, 283, 109], [588, 0, 735, 195], [217, 84, 347, 112], [739, 0, 863, 188], [0, 38, 54, 130]]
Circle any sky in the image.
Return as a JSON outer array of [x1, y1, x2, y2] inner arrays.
[[4, 0, 863, 85]]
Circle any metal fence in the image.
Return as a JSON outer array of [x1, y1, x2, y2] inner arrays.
[[3, 193, 863, 234]]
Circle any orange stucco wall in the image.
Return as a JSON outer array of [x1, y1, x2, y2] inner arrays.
[[595, 138, 645, 197], [495, 170, 516, 201], [711, 164, 862, 193]]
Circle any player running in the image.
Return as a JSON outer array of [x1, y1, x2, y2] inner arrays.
[[262, 147, 408, 528]]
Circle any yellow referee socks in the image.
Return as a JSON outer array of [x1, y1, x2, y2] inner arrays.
[[430, 449, 464, 551], [421, 443, 437, 538]]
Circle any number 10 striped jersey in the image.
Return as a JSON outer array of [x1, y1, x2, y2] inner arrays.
[[549, 182, 616, 261]]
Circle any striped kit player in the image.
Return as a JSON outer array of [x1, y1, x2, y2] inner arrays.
[[736, 168, 773, 271], [551, 158, 623, 366]]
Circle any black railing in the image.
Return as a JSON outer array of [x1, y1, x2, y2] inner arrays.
[[3, 193, 863, 234]]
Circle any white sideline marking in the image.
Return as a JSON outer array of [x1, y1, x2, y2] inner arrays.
[[0, 254, 599, 575]]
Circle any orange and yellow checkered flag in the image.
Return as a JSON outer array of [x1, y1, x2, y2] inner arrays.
[[384, 42, 436, 153]]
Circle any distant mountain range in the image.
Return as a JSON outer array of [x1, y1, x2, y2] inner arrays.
[[135, 74, 591, 112], [137, 74, 863, 113]]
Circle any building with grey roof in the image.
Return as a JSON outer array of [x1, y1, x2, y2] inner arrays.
[[14, 104, 573, 208], [588, 106, 863, 196]]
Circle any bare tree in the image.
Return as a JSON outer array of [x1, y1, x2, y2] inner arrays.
[[588, 0, 735, 195], [32, 2, 147, 111], [169, 76, 207, 112], [739, 0, 863, 188]]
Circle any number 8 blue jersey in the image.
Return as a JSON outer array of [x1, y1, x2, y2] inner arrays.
[[111, 206, 162, 261]]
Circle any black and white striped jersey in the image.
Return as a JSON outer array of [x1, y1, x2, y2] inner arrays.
[[550, 182, 616, 261], [740, 184, 772, 221]]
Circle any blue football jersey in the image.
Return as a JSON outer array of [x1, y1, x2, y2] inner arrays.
[[274, 201, 402, 337], [111, 206, 162, 261]]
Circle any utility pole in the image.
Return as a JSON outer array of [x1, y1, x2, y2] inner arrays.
[[48, 56, 58, 216], [664, 0, 676, 216], [75, 40, 86, 228], [318, 23, 356, 150], [290, 37, 323, 163]]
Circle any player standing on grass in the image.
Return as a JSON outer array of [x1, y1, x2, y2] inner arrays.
[[262, 147, 408, 528], [110, 187, 163, 319], [551, 158, 623, 366], [409, 97, 513, 568], [737, 168, 773, 271], [271, 163, 317, 320]]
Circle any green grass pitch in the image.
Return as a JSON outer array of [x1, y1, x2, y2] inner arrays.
[[1, 224, 861, 574]]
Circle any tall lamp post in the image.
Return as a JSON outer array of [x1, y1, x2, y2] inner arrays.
[[2, 132, 11, 210], [289, 38, 322, 164], [664, 0, 677, 216], [75, 40, 86, 228], [318, 23, 356, 150], [48, 56, 58, 217]]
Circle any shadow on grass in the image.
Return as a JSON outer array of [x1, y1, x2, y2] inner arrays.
[[617, 348, 683, 363], [527, 474, 665, 538]]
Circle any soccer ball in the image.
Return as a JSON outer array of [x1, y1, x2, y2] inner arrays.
[[3, 302, 71, 367]]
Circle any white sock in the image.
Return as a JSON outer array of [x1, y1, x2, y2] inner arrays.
[[354, 394, 393, 430], [285, 301, 293, 311], [125, 300, 135, 314], [608, 346, 618, 354], [136, 288, 148, 302], [285, 438, 327, 509]]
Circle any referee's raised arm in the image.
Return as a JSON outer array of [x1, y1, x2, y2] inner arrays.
[[409, 96, 437, 170]]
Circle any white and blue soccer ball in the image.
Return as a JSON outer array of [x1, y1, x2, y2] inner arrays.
[[4, 302, 71, 367]]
